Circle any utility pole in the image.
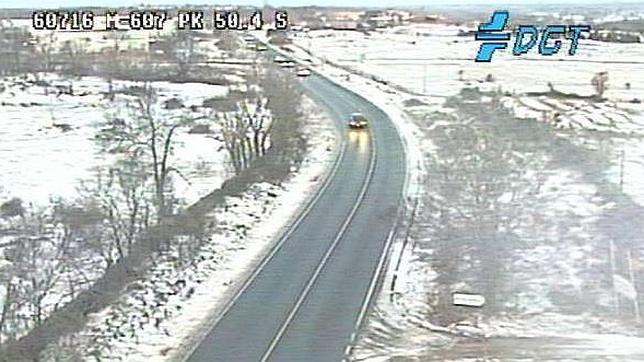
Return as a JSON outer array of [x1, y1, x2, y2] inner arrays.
[[627, 249, 641, 323], [422, 64, 428, 95], [307, 33, 311, 55], [620, 148, 625, 192], [610, 239, 620, 314]]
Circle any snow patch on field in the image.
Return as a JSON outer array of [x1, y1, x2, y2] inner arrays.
[[502, 96, 644, 135], [0, 73, 229, 205]]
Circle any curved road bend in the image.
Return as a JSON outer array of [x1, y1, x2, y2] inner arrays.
[[187, 72, 406, 362]]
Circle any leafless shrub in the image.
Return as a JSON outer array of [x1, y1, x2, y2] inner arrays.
[[0, 22, 35, 74], [0, 198, 24, 219], [0, 202, 98, 344], [215, 30, 241, 54], [218, 100, 272, 174], [77, 163, 152, 265], [97, 83, 196, 220], [258, 64, 306, 171]]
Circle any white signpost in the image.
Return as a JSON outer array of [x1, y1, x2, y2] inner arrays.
[[453, 292, 486, 308]]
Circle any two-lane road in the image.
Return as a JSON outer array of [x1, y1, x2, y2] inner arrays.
[[187, 72, 406, 362]]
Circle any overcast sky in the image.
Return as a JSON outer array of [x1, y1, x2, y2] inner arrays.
[[0, 0, 638, 9]]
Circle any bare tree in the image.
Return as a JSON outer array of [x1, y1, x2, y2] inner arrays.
[[50, 197, 108, 301], [98, 83, 194, 220], [0, 198, 24, 220], [215, 31, 241, 56], [258, 64, 305, 168], [156, 31, 200, 79], [59, 39, 91, 75], [37, 32, 57, 72], [218, 99, 272, 174], [0, 20, 35, 74], [0, 207, 70, 342], [216, 63, 307, 179], [77, 162, 152, 264], [220, 110, 250, 174], [0, 256, 15, 344]]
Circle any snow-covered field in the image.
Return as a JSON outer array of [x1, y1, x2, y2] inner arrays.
[[0, 72, 238, 346], [292, 24, 644, 99], [40, 96, 337, 361], [0, 73, 229, 205]]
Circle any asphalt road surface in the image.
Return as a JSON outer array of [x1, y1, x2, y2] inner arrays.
[[187, 71, 406, 362]]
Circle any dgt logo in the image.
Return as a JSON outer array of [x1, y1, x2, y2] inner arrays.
[[475, 10, 591, 62]]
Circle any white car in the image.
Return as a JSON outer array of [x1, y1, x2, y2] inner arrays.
[[274, 55, 289, 63], [280, 61, 296, 68], [296, 68, 312, 77]]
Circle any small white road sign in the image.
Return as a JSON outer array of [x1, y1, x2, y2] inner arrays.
[[453, 292, 486, 308]]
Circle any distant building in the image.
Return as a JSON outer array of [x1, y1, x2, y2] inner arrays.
[[326, 20, 359, 31], [410, 14, 447, 23], [334, 11, 364, 21], [320, 10, 365, 30], [363, 9, 411, 28], [591, 29, 641, 43]]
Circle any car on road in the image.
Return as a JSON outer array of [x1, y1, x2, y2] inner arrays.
[[348, 113, 368, 129], [296, 68, 312, 77], [256, 44, 268, 51], [274, 55, 289, 63], [280, 61, 296, 68]]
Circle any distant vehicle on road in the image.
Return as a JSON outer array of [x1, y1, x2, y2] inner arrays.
[[256, 44, 268, 51], [296, 68, 312, 77], [280, 61, 296, 68], [274, 55, 289, 63], [348, 113, 368, 129]]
